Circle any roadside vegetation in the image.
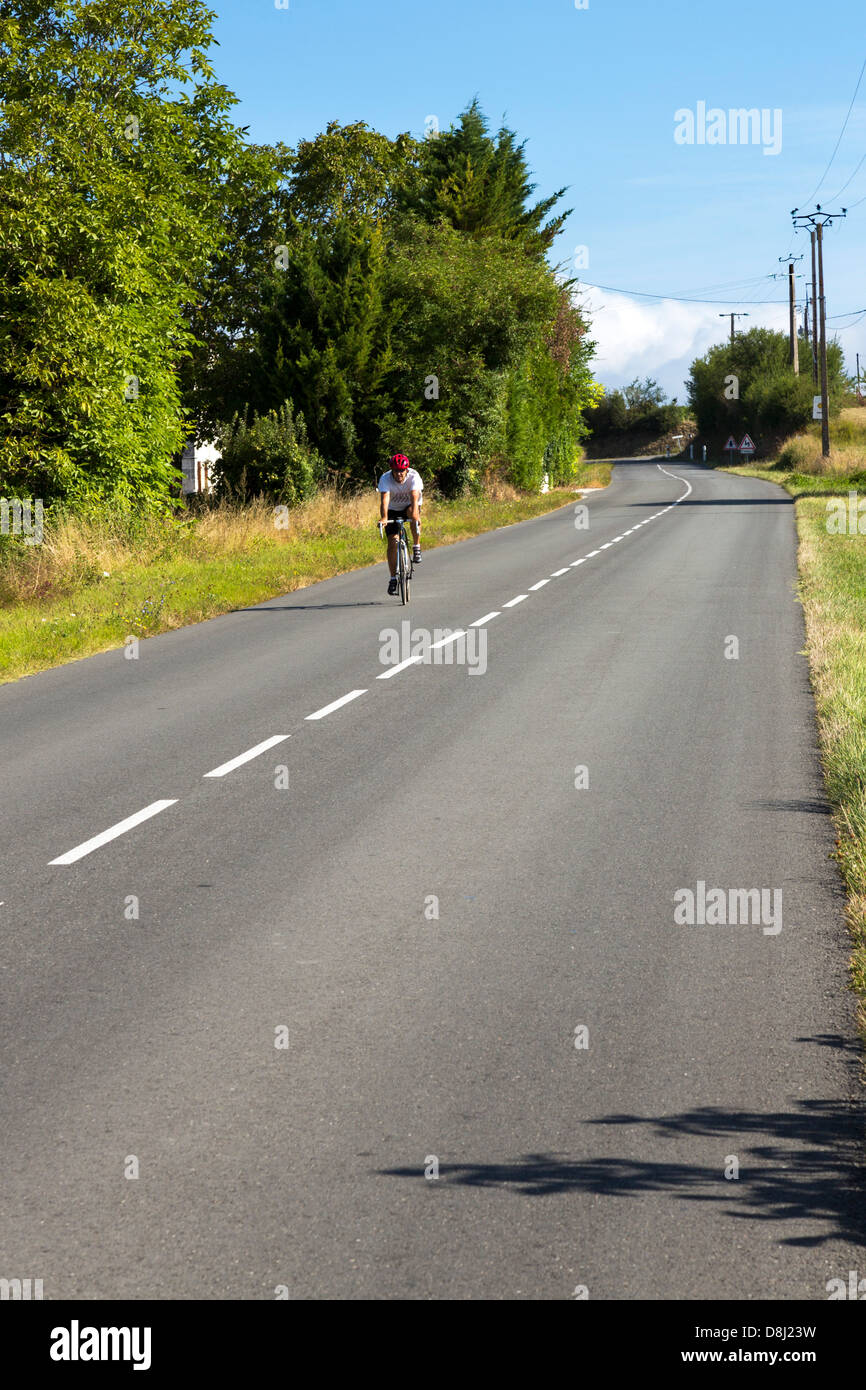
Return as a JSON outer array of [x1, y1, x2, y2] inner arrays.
[[0, 0, 610, 679], [583, 377, 689, 457], [686, 326, 849, 460], [1, 3, 600, 513], [720, 407, 866, 1033], [0, 462, 610, 684]]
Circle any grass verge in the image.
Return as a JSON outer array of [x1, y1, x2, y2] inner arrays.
[[721, 459, 866, 1035], [0, 463, 612, 685]]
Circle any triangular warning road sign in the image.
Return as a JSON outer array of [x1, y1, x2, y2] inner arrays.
[[739, 434, 756, 452], [724, 435, 738, 451]]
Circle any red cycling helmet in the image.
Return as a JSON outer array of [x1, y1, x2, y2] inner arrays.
[[389, 454, 410, 471]]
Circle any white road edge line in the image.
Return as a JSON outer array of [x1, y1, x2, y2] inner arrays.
[[551, 567, 570, 577], [50, 800, 178, 866], [586, 549, 600, 557], [529, 580, 550, 590], [503, 594, 528, 607], [377, 655, 424, 680], [470, 612, 500, 627], [656, 463, 694, 506], [569, 559, 586, 567], [204, 734, 291, 778], [306, 689, 367, 720]]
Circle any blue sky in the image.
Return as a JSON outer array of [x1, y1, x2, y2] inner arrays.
[[210, 0, 864, 396]]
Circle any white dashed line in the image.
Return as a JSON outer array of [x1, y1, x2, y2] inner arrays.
[[551, 567, 570, 577], [599, 543, 613, 549], [470, 612, 500, 627], [204, 734, 290, 778], [429, 630, 467, 650], [503, 594, 528, 607], [586, 550, 600, 557], [570, 559, 586, 566], [529, 579, 550, 590], [306, 689, 367, 720], [50, 800, 178, 866], [377, 655, 423, 680]]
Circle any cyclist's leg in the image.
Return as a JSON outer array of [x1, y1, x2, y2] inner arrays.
[[410, 503, 421, 560], [385, 509, 405, 575], [385, 510, 405, 592]]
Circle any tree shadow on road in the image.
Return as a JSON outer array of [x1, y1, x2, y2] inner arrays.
[[381, 1100, 865, 1248]]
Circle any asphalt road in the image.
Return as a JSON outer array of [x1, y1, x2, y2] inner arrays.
[[0, 458, 862, 1300]]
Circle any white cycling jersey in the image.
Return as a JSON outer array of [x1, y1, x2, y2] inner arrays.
[[378, 468, 423, 510]]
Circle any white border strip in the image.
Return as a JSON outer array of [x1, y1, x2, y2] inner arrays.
[[306, 689, 367, 720], [204, 734, 290, 778], [377, 655, 423, 680], [429, 630, 467, 651], [50, 800, 178, 866]]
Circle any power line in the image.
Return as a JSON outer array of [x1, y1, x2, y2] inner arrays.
[[575, 280, 786, 305], [828, 148, 866, 202], [801, 54, 866, 205]]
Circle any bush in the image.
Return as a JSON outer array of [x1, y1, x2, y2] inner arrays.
[[215, 400, 322, 504], [743, 368, 816, 434], [586, 378, 680, 442], [687, 327, 848, 438]]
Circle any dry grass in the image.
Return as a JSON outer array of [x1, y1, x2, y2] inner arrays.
[[725, 452, 866, 1041], [0, 488, 384, 607], [778, 435, 866, 475], [776, 414, 866, 476], [0, 482, 583, 683], [796, 499, 866, 1030]]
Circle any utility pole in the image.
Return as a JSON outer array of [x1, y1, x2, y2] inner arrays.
[[779, 254, 802, 374], [792, 205, 847, 459], [810, 229, 818, 384], [857, 351, 862, 403], [803, 291, 810, 347], [817, 222, 830, 457], [719, 311, 749, 345]]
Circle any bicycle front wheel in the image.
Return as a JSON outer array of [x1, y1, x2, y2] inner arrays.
[[399, 538, 410, 604]]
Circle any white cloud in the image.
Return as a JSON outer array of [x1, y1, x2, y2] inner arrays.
[[577, 289, 790, 401]]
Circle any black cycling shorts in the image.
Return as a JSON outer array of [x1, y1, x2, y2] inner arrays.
[[384, 507, 410, 535]]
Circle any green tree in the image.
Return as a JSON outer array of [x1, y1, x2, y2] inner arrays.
[[249, 214, 394, 481], [505, 288, 599, 489], [383, 218, 564, 491], [287, 120, 417, 228], [687, 327, 847, 438], [180, 140, 294, 442], [0, 0, 251, 507], [403, 99, 570, 257]]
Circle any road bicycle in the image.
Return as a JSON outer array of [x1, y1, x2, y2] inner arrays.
[[379, 518, 413, 604]]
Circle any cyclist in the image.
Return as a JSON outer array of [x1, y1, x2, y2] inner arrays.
[[378, 454, 423, 595]]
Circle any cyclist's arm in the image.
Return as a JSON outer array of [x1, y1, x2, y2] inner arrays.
[[409, 489, 420, 520], [379, 489, 390, 521]]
